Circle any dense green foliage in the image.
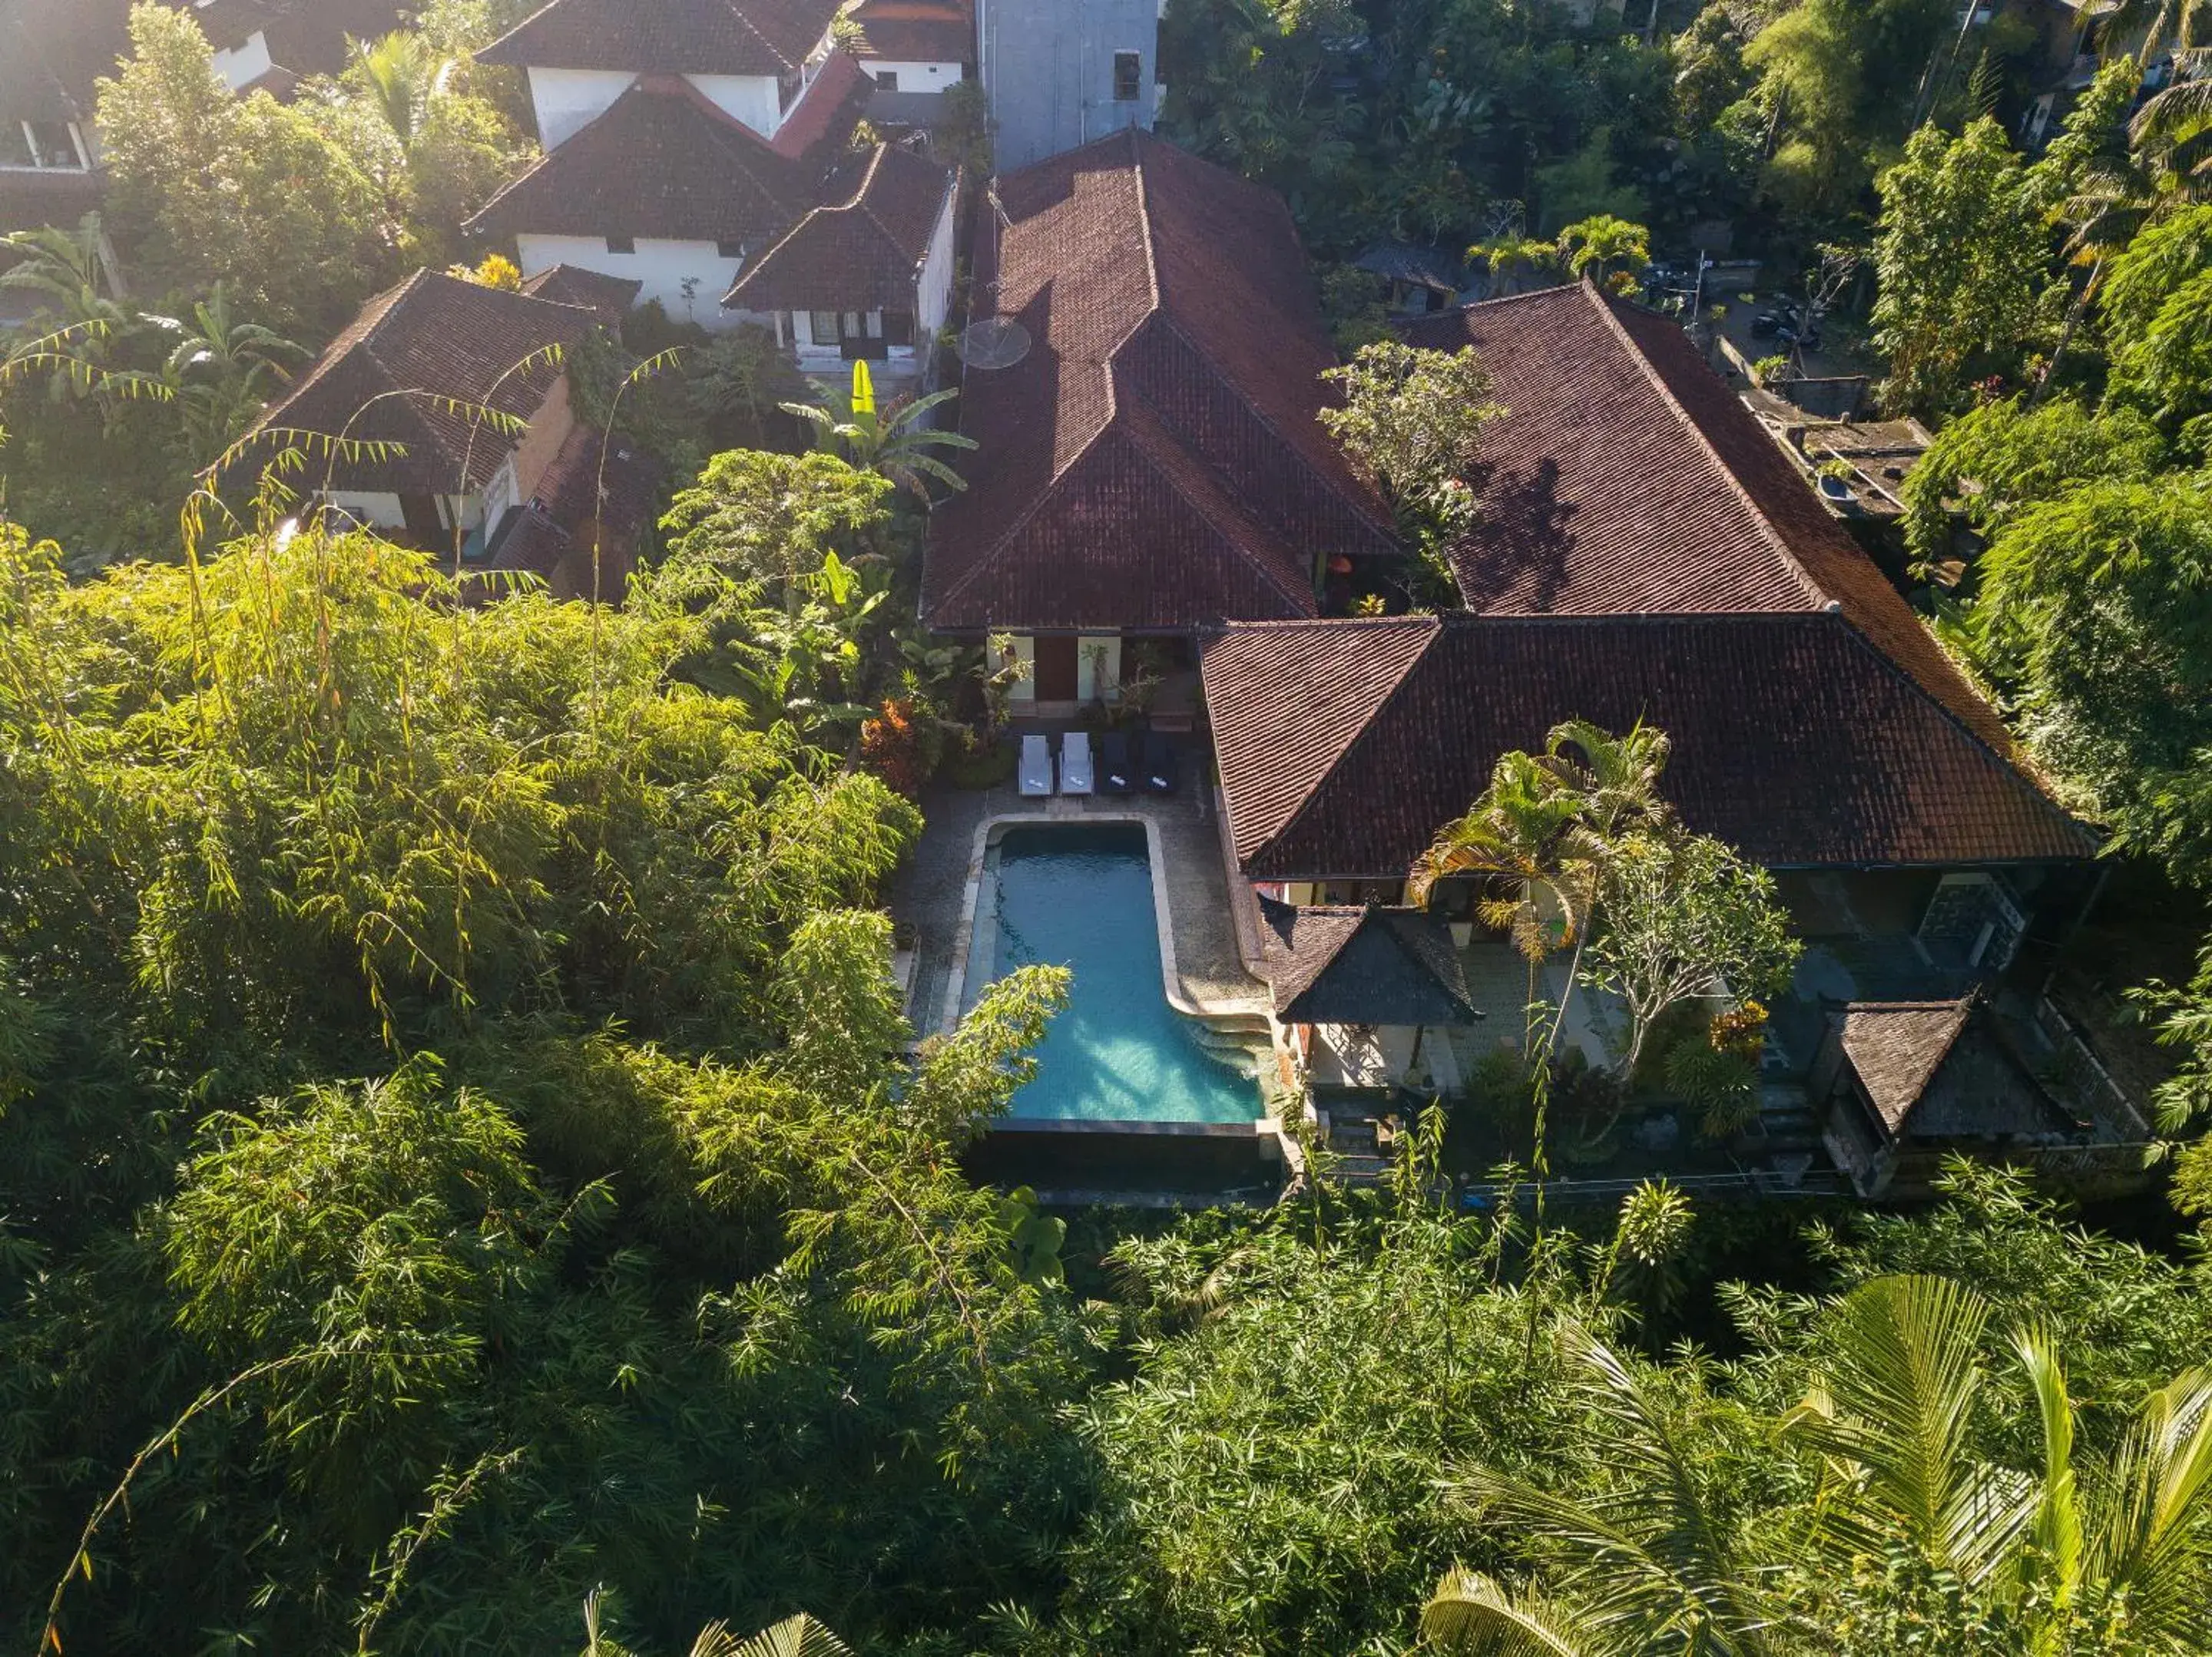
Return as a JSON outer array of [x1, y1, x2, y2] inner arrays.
[[0, 521, 1094, 1652], [1158, 0, 1982, 265]]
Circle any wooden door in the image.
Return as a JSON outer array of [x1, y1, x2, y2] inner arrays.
[[1033, 635, 1078, 702], [398, 492, 445, 544]]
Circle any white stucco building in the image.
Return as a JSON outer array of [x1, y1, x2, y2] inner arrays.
[[469, 0, 877, 330], [724, 140, 959, 390]]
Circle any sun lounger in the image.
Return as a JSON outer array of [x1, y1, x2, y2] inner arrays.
[[1018, 733, 1053, 796], [1059, 729, 1095, 795], [1144, 733, 1180, 794], [1098, 729, 1134, 794]]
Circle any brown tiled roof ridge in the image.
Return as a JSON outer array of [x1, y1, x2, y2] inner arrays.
[[930, 366, 1321, 620], [1151, 305, 1402, 549], [1578, 281, 1832, 614], [1839, 994, 1978, 1133]]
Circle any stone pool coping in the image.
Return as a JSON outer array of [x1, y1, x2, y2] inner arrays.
[[939, 811, 1292, 1152], [936, 809, 1239, 1039]]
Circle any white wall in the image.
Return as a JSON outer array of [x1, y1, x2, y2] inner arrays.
[[320, 491, 407, 531], [516, 234, 747, 329], [1005, 633, 1036, 703], [684, 73, 783, 137], [917, 182, 956, 342], [863, 61, 965, 93], [526, 68, 638, 147], [210, 30, 273, 91], [1075, 633, 1121, 703]]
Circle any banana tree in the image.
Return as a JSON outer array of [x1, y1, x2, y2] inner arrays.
[[781, 359, 978, 499]]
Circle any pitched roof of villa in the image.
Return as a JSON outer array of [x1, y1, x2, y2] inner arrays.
[[237, 270, 600, 494], [1399, 280, 2016, 755], [465, 79, 821, 246], [849, 0, 972, 64], [519, 263, 644, 320], [1203, 612, 2095, 880], [479, 0, 844, 75], [722, 141, 953, 311], [1258, 898, 1477, 1027], [921, 127, 1396, 633]]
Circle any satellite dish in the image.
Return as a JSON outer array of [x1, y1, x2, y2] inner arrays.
[[957, 316, 1031, 369]]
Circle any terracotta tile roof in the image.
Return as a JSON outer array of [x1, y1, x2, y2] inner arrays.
[[722, 140, 952, 311], [237, 270, 600, 494], [849, 0, 971, 63], [2, 0, 127, 123], [465, 78, 813, 244], [519, 263, 644, 320], [922, 127, 1396, 632], [479, 0, 843, 75], [1204, 613, 2095, 880], [1402, 281, 2019, 756], [765, 48, 865, 158], [1258, 898, 1476, 1025], [490, 420, 660, 594]]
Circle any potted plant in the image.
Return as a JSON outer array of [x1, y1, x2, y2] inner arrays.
[[1816, 457, 1856, 501]]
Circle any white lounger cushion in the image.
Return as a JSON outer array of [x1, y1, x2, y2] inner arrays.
[[1059, 730, 1094, 795], [1018, 733, 1053, 796]]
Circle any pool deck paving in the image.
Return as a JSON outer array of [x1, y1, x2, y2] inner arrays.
[[887, 758, 1271, 1040]]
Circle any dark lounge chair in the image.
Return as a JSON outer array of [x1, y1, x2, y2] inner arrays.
[[1143, 733, 1180, 794], [1099, 729, 1135, 794]]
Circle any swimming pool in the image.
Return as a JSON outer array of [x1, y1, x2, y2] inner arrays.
[[962, 822, 1260, 1124]]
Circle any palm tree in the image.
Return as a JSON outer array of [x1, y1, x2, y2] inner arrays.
[[350, 29, 445, 152], [1422, 1275, 2212, 1656], [781, 359, 979, 499], [1412, 721, 1671, 1059], [1425, 1325, 1774, 1656], [1469, 235, 1565, 298], [581, 1595, 851, 1657], [1555, 216, 1651, 286]]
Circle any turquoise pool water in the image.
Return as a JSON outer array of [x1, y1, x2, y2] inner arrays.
[[965, 823, 1259, 1124]]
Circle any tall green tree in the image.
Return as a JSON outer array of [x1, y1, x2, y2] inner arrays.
[[1970, 475, 2212, 879], [1872, 117, 2046, 415]]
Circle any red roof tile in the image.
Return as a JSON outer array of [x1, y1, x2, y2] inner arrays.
[[849, 0, 971, 63], [1402, 281, 2019, 756], [237, 270, 599, 494], [1204, 613, 2094, 879], [922, 128, 1396, 632], [722, 141, 952, 311], [766, 47, 864, 158], [479, 0, 842, 75], [466, 79, 814, 245]]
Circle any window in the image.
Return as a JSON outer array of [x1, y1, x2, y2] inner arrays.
[[716, 239, 747, 260], [779, 68, 804, 111], [25, 121, 81, 167], [1112, 51, 1141, 101], [810, 309, 840, 345], [605, 234, 635, 255], [874, 68, 899, 91], [883, 310, 914, 348]]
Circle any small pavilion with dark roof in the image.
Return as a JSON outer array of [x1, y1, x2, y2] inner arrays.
[[1258, 898, 1479, 1093], [1812, 995, 2084, 1198]]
